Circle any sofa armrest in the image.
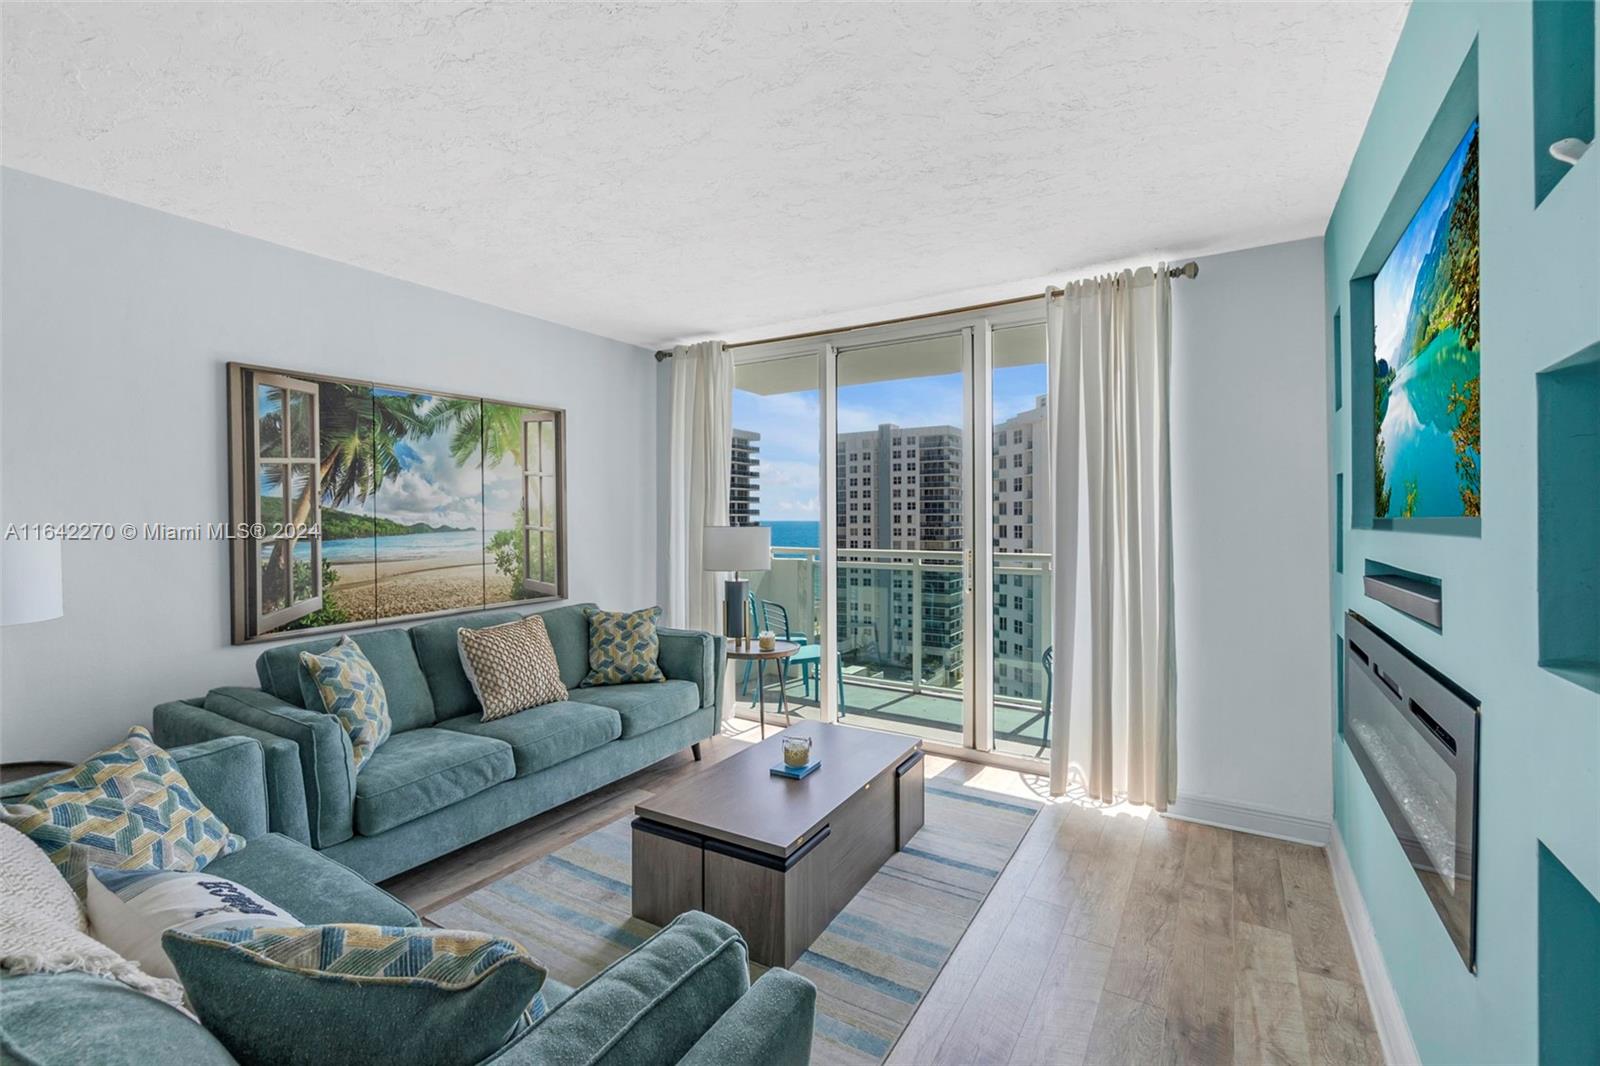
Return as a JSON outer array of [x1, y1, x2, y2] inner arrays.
[[203, 686, 356, 850], [153, 700, 313, 845], [657, 628, 717, 711], [488, 911, 750, 1066], [164, 736, 271, 841], [677, 969, 816, 1066]]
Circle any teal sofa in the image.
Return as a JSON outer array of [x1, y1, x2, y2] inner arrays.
[[151, 603, 722, 883], [0, 736, 816, 1066]]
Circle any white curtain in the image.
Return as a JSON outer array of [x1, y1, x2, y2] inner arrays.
[[666, 340, 733, 632], [1045, 267, 1177, 808]]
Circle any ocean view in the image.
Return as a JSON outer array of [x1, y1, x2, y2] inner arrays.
[[766, 520, 820, 551], [321, 528, 490, 563]]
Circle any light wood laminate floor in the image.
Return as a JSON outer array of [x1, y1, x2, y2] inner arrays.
[[382, 723, 1383, 1066]]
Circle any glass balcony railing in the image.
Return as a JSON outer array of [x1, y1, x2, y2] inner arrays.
[[740, 545, 1053, 757]]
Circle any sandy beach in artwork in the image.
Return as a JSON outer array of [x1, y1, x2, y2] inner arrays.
[[326, 551, 488, 621]]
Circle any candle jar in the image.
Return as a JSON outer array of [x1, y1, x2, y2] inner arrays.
[[782, 735, 812, 768]]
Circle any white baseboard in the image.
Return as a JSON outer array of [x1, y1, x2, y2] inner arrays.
[[1328, 825, 1421, 1066], [1164, 791, 1331, 845]]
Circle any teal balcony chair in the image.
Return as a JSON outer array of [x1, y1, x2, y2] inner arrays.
[[738, 598, 846, 719]]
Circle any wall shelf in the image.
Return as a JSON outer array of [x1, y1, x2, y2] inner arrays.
[[1532, 0, 1596, 206], [1364, 562, 1443, 629], [1537, 342, 1600, 693]]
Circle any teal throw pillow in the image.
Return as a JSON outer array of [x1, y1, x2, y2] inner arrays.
[[582, 606, 666, 686], [164, 924, 547, 1066], [298, 637, 392, 771]]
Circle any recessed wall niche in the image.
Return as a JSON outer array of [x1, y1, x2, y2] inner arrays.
[[1537, 341, 1600, 692], [1333, 308, 1344, 411], [1347, 43, 1481, 535], [1539, 842, 1600, 1063], [1532, 0, 1596, 206]]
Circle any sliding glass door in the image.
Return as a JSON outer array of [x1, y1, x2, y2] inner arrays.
[[833, 332, 971, 747], [730, 352, 824, 725], [729, 308, 1052, 766], [989, 324, 1052, 759]]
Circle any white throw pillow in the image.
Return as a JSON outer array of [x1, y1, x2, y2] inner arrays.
[[0, 823, 187, 1011], [87, 868, 299, 980]]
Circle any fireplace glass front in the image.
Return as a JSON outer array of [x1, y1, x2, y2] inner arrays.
[[1344, 611, 1481, 970]]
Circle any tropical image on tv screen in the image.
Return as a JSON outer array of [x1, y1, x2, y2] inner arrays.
[[1372, 119, 1480, 519]]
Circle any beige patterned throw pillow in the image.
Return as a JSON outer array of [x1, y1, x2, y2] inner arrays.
[[457, 614, 568, 721]]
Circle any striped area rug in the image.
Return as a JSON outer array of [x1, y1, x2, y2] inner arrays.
[[428, 772, 1040, 1064]]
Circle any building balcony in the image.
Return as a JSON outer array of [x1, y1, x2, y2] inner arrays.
[[742, 544, 1054, 758]]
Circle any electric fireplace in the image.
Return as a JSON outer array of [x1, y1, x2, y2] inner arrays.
[[1344, 611, 1481, 971]]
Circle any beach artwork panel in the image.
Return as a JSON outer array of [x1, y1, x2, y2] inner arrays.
[[230, 365, 564, 643], [1372, 120, 1481, 520]]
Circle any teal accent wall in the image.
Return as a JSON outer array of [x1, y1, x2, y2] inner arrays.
[[1324, 2, 1600, 1063]]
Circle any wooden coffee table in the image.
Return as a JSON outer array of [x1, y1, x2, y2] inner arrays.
[[631, 721, 924, 967]]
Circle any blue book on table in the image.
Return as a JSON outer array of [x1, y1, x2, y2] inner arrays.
[[770, 760, 821, 780]]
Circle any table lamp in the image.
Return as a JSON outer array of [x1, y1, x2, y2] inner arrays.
[[1, 539, 64, 626], [702, 525, 770, 646]]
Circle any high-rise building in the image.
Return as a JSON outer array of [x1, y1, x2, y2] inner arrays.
[[835, 423, 966, 687], [831, 396, 1050, 701], [991, 396, 1051, 701], [730, 428, 761, 526]]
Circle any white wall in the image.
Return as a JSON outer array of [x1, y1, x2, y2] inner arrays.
[[1170, 236, 1334, 837], [0, 169, 660, 760]]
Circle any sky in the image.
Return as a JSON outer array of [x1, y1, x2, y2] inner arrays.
[[1373, 120, 1476, 371], [733, 364, 1047, 521], [347, 392, 523, 532]]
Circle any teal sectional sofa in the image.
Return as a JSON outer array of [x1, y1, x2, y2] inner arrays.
[[152, 603, 722, 883], [0, 736, 815, 1066]]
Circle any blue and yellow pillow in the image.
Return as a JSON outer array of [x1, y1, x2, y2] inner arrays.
[[582, 606, 666, 686], [299, 637, 392, 770], [164, 924, 547, 1066], [0, 726, 244, 897]]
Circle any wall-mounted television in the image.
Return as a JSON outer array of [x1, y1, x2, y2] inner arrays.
[[1372, 119, 1481, 520]]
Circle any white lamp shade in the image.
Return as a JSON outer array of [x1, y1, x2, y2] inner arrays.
[[2, 539, 64, 626], [702, 525, 771, 573]]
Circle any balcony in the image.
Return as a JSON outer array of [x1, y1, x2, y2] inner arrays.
[[742, 545, 1053, 758]]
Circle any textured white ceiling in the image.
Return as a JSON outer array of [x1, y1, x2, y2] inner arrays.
[[2, 2, 1407, 348]]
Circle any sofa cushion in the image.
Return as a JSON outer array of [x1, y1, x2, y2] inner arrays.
[[566, 680, 701, 738], [457, 614, 569, 721], [410, 610, 526, 720], [352, 729, 514, 837], [298, 637, 393, 770], [581, 606, 666, 686], [87, 868, 300, 981], [0, 972, 236, 1066], [1, 727, 244, 898], [256, 628, 436, 733], [201, 832, 417, 927], [165, 924, 545, 1066], [434, 703, 621, 777], [538, 604, 596, 690]]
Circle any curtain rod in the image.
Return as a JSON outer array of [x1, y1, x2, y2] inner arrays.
[[653, 260, 1198, 360]]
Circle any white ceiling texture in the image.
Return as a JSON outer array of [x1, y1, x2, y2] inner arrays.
[[2, 2, 1408, 349]]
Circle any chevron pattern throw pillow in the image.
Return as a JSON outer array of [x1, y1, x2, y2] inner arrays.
[[457, 614, 568, 721], [299, 637, 392, 770], [1, 727, 244, 898], [581, 606, 666, 686]]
